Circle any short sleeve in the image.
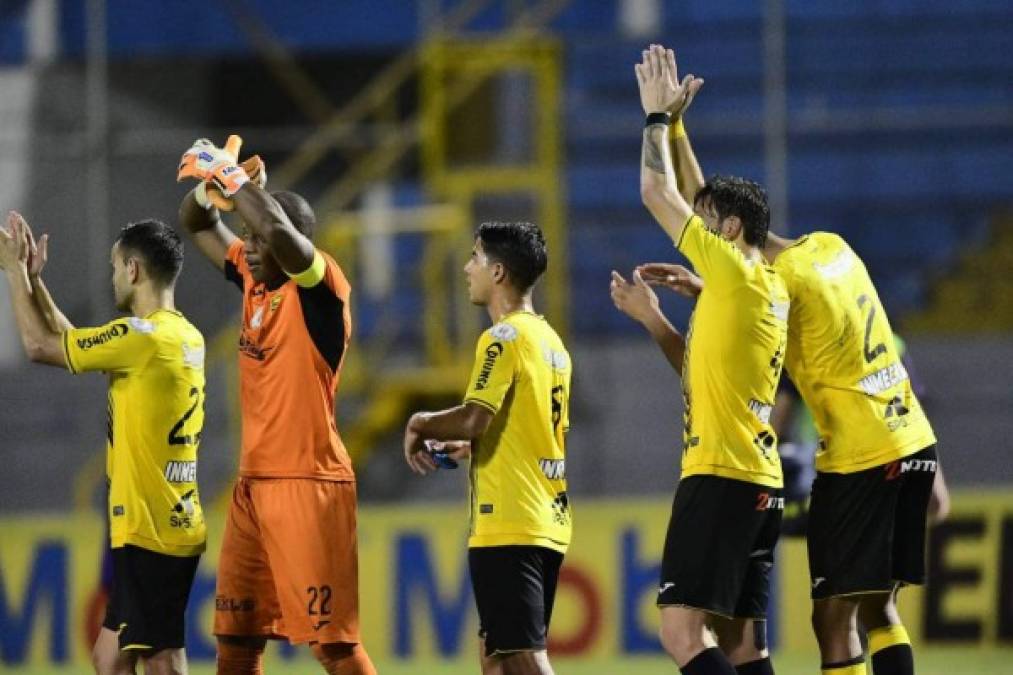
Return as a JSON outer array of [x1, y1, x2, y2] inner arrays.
[[676, 214, 748, 289], [224, 239, 247, 291], [463, 323, 520, 414], [63, 317, 158, 374]]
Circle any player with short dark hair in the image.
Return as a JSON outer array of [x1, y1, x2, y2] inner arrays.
[[176, 139, 374, 675], [1, 211, 206, 675], [632, 45, 940, 675], [627, 44, 789, 675], [403, 220, 572, 675]]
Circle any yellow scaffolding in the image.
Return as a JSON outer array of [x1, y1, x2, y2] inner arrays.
[[420, 35, 568, 335]]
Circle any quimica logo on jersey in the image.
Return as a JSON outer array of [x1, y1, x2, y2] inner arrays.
[[474, 343, 504, 390], [76, 323, 128, 350]]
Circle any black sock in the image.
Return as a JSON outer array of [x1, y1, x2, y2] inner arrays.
[[871, 644, 914, 675], [681, 647, 738, 675], [736, 657, 775, 675]]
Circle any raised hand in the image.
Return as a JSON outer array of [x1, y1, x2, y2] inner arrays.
[[637, 263, 703, 298], [635, 44, 704, 118], [611, 269, 661, 324], [22, 218, 49, 278], [636, 44, 680, 114], [404, 413, 438, 476], [663, 47, 704, 118], [176, 138, 235, 183], [177, 138, 250, 198], [0, 211, 29, 272]]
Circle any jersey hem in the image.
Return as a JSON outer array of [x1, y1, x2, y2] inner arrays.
[[815, 435, 936, 474], [679, 464, 783, 488], [463, 397, 499, 415], [238, 470, 356, 482], [468, 534, 569, 554], [111, 533, 205, 557]]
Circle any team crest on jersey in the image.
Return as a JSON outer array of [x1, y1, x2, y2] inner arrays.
[[128, 317, 155, 333], [489, 323, 518, 342]]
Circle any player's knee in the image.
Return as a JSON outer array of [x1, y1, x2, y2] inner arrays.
[[143, 649, 187, 675], [500, 650, 552, 675], [311, 642, 376, 675], [658, 620, 698, 661], [811, 599, 854, 639], [90, 641, 127, 675], [89, 645, 107, 675], [858, 592, 897, 630], [216, 636, 265, 675], [711, 621, 743, 654]]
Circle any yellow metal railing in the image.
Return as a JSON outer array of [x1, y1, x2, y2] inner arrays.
[[419, 35, 568, 336]]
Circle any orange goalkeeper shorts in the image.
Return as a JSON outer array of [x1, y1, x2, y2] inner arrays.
[[213, 477, 361, 645]]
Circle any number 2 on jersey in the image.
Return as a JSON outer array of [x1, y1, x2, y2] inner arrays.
[[168, 387, 204, 446], [857, 295, 887, 363]]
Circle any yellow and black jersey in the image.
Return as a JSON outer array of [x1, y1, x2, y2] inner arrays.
[[64, 309, 207, 556], [676, 215, 789, 488], [463, 311, 572, 553], [773, 232, 936, 473]]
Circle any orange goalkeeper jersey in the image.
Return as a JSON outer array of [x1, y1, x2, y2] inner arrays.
[[225, 240, 354, 481]]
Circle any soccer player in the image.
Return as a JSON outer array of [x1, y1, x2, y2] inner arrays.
[[175, 140, 375, 675], [626, 45, 790, 675], [636, 46, 940, 675], [0, 211, 206, 675], [403, 221, 572, 675]]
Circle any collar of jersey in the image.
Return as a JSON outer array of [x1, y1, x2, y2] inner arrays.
[[500, 309, 542, 321], [144, 308, 182, 318]]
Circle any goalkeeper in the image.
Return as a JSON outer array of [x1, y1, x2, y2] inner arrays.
[[177, 139, 375, 675]]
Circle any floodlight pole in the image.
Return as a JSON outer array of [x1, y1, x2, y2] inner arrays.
[[763, 0, 789, 232], [85, 0, 110, 319]]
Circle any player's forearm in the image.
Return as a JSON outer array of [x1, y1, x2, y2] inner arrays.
[[5, 268, 65, 366], [178, 188, 221, 235], [231, 183, 314, 274], [30, 276, 74, 332], [640, 310, 685, 376], [641, 122, 680, 199], [671, 122, 705, 203], [411, 404, 492, 441], [641, 121, 693, 242], [232, 183, 287, 243]]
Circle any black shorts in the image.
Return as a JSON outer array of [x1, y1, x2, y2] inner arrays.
[[103, 545, 200, 651], [469, 545, 564, 656], [658, 475, 783, 619], [808, 445, 937, 600]]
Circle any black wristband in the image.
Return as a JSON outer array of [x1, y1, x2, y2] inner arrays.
[[645, 112, 672, 127]]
